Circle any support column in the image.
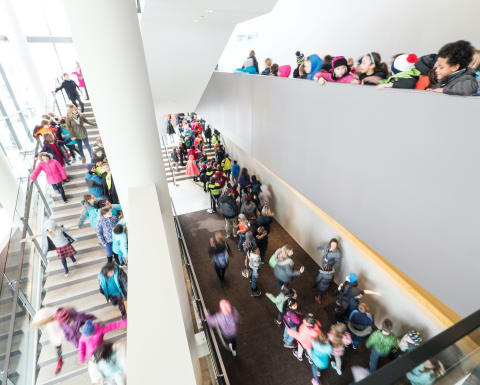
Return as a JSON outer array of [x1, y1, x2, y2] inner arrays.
[[0, 149, 20, 230], [62, 0, 200, 383], [0, 0, 46, 114]]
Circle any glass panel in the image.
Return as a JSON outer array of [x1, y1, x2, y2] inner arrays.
[[55, 44, 80, 77], [39, 0, 72, 36], [11, 0, 50, 36], [28, 43, 63, 93]]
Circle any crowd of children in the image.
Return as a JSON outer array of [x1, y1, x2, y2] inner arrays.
[[25, 104, 129, 384], [169, 114, 446, 385], [237, 40, 480, 96]]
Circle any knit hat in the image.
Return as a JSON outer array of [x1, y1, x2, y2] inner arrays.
[[38, 152, 53, 160], [407, 330, 423, 345], [332, 56, 348, 70], [347, 273, 358, 283], [81, 319, 95, 337], [54, 308, 70, 324], [44, 219, 58, 231], [392, 53, 419, 74], [296, 51, 305, 65]]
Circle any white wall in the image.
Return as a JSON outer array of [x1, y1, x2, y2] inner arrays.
[[197, 72, 480, 319], [218, 0, 480, 72]]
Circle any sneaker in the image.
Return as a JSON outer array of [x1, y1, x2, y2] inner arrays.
[[55, 358, 63, 374], [307, 355, 313, 364], [64, 177, 70, 183], [225, 234, 231, 239], [352, 344, 358, 350], [63, 198, 68, 203], [292, 350, 303, 361], [283, 344, 295, 349], [231, 349, 237, 357], [251, 290, 262, 297], [241, 269, 249, 278], [274, 319, 282, 327], [64, 273, 69, 278], [73, 260, 78, 266], [331, 361, 341, 374], [206, 209, 215, 214]]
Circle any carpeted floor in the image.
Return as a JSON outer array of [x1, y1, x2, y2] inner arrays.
[[179, 210, 389, 385]]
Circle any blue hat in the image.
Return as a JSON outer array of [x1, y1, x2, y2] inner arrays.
[[86, 163, 94, 170], [81, 319, 95, 337], [348, 273, 358, 283]]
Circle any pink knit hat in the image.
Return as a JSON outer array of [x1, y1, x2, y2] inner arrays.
[[54, 308, 70, 324]]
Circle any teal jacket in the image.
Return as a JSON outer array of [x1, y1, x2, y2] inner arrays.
[[78, 201, 100, 229], [98, 265, 127, 300], [311, 341, 332, 370], [112, 232, 128, 258], [406, 364, 435, 385]]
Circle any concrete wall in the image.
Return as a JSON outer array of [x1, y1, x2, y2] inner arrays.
[[218, 0, 480, 72], [197, 72, 480, 319]]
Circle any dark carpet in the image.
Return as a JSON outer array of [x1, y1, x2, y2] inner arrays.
[[179, 210, 387, 385]]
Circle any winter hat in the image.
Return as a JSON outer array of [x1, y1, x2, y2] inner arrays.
[[81, 319, 95, 337], [392, 53, 419, 74], [54, 308, 70, 324], [38, 152, 53, 160], [44, 219, 58, 231], [332, 56, 348, 70], [201, 164, 207, 170], [347, 273, 358, 283], [295, 51, 305, 65], [407, 330, 423, 345]]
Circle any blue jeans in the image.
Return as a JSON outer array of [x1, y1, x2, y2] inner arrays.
[[277, 279, 287, 294], [105, 242, 113, 257], [250, 269, 257, 290], [283, 325, 296, 345], [76, 138, 92, 159], [311, 362, 319, 381], [369, 347, 387, 372], [237, 233, 246, 250]]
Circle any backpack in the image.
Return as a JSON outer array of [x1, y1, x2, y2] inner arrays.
[[218, 196, 239, 219], [185, 137, 191, 148], [214, 248, 229, 268], [269, 254, 277, 268]]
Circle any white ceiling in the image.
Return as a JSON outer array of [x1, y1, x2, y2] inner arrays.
[[140, 0, 276, 115]]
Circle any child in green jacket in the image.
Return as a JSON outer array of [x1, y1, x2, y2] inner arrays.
[[266, 285, 297, 326], [366, 318, 397, 372]]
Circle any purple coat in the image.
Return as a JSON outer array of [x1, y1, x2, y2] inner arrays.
[[206, 307, 240, 338], [60, 310, 96, 347], [284, 310, 302, 328]]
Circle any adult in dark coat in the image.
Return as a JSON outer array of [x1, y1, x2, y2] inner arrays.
[[55, 73, 84, 112]]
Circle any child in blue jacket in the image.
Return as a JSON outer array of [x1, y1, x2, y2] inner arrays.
[[112, 224, 128, 266]]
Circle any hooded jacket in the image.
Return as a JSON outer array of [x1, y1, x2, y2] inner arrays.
[[436, 68, 479, 96], [112, 231, 128, 259], [205, 307, 240, 338], [59, 309, 96, 348], [85, 170, 105, 198], [307, 54, 323, 80], [99, 264, 128, 300], [315, 57, 356, 84], [415, 54, 437, 75], [311, 341, 333, 370], [382, 69, 421, 89], [274, 257, 301, 283], [287, 321, 322, 350], [248, 251, 261, 278], [78, 200, 100, 229], [314, 268, 335, 293], [78, 319, 127, 363], [318, 244, 341, 267], [30, 158, 67, 185], [66, 114, 94, 139], [41, 140, 68, 166]]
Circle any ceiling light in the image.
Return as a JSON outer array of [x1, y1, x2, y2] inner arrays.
[[193, 19, 199, 23], [205, 9, 214, 13]]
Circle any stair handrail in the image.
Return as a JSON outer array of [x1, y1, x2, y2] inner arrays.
[[1, 138, 42, 384], [170, 199, 230, 385]]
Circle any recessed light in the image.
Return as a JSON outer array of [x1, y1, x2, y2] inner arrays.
[[205, 9, 214, 13], [199, 15, 205, 18], [193, 19, 199, 23]]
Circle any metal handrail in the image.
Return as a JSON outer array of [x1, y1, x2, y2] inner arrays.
[[357, 309, 480, 384], [1, 138, 41, 383], [160, 121, 177, 186], [170, 199, 230, 385]]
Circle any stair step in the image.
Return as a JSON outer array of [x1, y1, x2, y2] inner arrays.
[[43, 278, 105, 307], [52, 186, 89, 201], [51, 195, 85, 212], [46, 249, 105, 276], [44, 259, 106, 291]]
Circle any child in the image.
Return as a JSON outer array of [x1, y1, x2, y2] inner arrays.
[[231, 160, 240, 185], [207, 177, 222, 213], [170, 147, 179, 171], [356, 52, 388, 85], [266, 286, 296, 326], [208, 232, 230, 286], [397, 330, 423, 356], [78, 194, 101, 229], [98, 263, 128, 319], [54, 307, 96, 349], [204, 124, 212, 148], [282, 298, 302, 348], [316, 56, 357, 85], [248, 247, 262, 297], [310, 333, 333, 385], [378, 53, 420, 89], [313, 264, 335, 304], [30, 152, 68, 203], [186, 154, 200, 182], [255, 226, 269, 262], [22, 220, 77, 277], [96, 207, 120, 264], [431, 40, 478, 96], [221, 154, 232, 180], [348, 303, 374, 349], [288, 313, 322, 363], [90, 342, 126, 385], [112, 224, 128, 266], [85, 164, 105, 199], [328, 322, 352, 375], [236, 214, 249, 251], [206, 300, 240, 357], [366, 318, 398, 372], [78, 318, 127, 364]]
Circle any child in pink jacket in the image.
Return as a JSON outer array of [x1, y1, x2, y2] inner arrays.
[[78, 319, 127, 364], [288, 314, 322, 363], [315, 56, 358, 85], [30, 152, 68, 202]]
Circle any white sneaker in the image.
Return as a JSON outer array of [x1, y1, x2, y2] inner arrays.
[[64, 273, 69, 278], [73, 260, 78, 266]]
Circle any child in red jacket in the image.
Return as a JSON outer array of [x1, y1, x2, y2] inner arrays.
[[288, 313, 322, 363]]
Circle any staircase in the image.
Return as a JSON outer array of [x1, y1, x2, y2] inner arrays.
[[162, 142, 217, 183], [35, 102, 127, 385]]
